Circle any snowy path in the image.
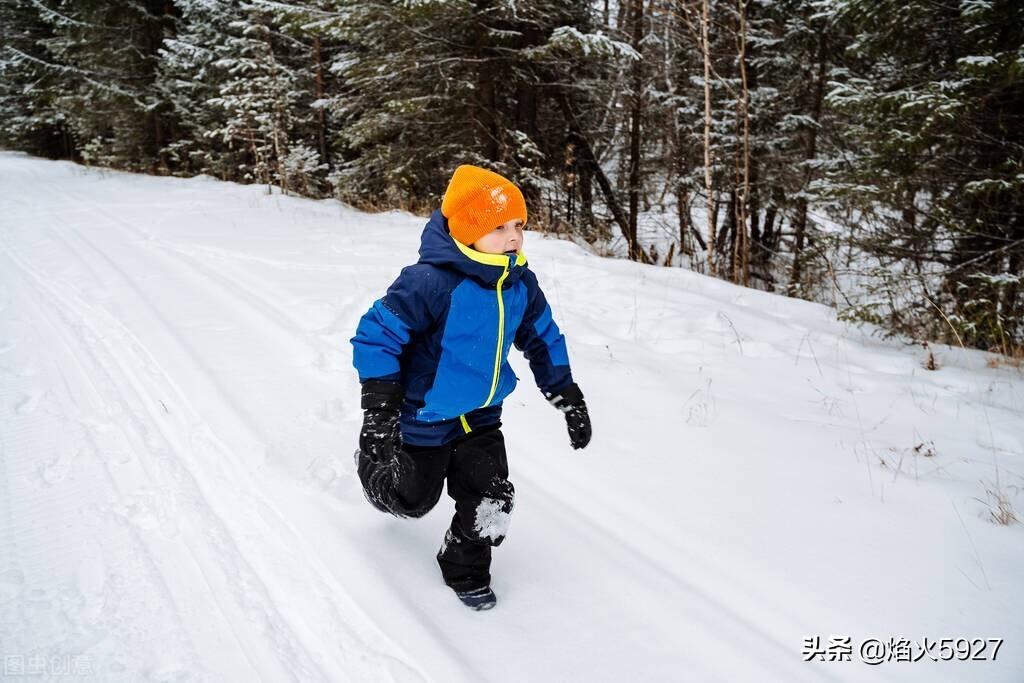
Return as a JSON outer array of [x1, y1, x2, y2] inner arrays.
[[1, 152, 1022, 682]]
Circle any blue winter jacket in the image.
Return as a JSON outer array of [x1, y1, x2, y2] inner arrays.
[[351, 209, 574, 446]]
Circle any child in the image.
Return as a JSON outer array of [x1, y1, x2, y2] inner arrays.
[[350, 164, 592, 610]]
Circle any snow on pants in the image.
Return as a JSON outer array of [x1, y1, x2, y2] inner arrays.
[[357, 424, 515, 590]]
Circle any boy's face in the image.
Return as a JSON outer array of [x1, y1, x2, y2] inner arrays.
[[471, 218, 525, 255]]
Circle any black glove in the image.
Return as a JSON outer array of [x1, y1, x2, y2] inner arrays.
[[544, 382, 592, 450], [358, 381, 404, 465]]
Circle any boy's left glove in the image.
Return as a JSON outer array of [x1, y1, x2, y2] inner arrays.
[[359, 381, 404, 464], [544, 382, 592, 450]]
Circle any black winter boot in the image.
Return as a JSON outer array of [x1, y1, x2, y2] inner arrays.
[[454, 585, 496, 611], [438, 530, 497, 610]]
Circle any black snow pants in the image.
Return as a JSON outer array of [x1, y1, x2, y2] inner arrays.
[[356, 425, 515, 591]]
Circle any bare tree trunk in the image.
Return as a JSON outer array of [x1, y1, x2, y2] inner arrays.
[[763, 204, 777, 250], [668, 2, 693, 258], [473, 2, 500, 162], [789, 33, 828, 296], [313, 35, 329, 169], [557, 92, 631, 243], [616, 0, 628, 30], [723, 189, 737, 275], [711, 194, 721, 248], [247, 129, 264, 186], [262, 28, 287, 195], [677, 187, 692, 257], [701, 0, 716, 276], [565, 141, 576, 225], [742, 19, 767, 284], [153, 113, 166, 173], [579, 154, 594, 235], [61, 126, 74, 160], [733, 0, 751, 286], [515, 84, 538, 140], [627, 0, 645, 261], [1002, 214, 1024, 346]]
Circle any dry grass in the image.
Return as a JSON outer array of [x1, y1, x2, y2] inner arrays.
[[977, 483, 1019, 526], [921, 341, 939, 371], [985, 345, 1024, 369]]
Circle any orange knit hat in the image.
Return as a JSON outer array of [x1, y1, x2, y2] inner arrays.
[[441, 165, 528, 246]]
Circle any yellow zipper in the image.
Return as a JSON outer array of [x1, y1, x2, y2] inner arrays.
[[481, 258, 511, 407]]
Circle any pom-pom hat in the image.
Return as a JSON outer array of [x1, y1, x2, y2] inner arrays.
[[441, 164, 528, 246]]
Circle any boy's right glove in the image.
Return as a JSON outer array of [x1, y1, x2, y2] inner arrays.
[[359, 381, 404, 464], [544, 382, 592, 450]]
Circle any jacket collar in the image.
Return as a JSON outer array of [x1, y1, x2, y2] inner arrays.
[[417, 209, 529, 288]]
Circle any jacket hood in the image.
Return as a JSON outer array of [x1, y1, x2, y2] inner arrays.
[[418, 209, 529, 288]]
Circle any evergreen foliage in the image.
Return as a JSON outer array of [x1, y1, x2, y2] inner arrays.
[[1, 0, 1020, 351], [824, 0, 1024, 350]]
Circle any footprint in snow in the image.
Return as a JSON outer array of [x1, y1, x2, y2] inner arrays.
[[34, 448, 81, 486], [0, 568, 26, 604], [304, 455, 341, 492], [15, 389, 45, 415]]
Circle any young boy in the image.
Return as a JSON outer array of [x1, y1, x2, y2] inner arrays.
[[350, 164, 592, 611]]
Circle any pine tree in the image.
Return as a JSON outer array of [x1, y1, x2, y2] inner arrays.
[[28, 0, 174, 170], [824, 0, 1024, 349], [158, 0, 327, 192], [157, 0, 235, 176], [321, 0, 622, 217], [0, 0, 70, 157]]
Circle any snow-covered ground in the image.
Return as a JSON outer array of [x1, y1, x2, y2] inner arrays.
[[1, 151, 1021, 682]]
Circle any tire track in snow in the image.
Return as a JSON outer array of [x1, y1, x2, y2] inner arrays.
[[147, 240, 382, 276], [86, 185, 823, 680], [1, 242, 315, 679], [0, 248, 214, 680], [8, 175, 430, 681], [139, 238, 375, 367], [141, 238, 330, 360], [49, 180, 350, 436]]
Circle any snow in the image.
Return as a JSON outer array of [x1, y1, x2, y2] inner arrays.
[[473, 498, 512, 542], [1, 151, 1022, 681], [528, 26, 640, 61], [957, 55, 997, 67]]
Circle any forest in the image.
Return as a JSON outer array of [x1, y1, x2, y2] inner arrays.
[[2, 0, 1022, 354]]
